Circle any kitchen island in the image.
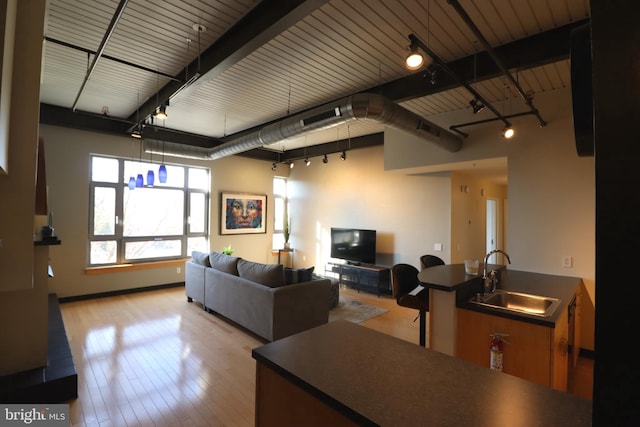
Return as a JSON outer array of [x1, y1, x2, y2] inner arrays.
[[418, 264, 583, 391], [252, 320, 592, 426]]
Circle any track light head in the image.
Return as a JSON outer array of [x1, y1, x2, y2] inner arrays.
[[340, 151, 346, 161], [502, 126, 515, 139], [304, 157, 311, 166], [322, 154, 328, 164], [289, 161, 294, 169], [405, 46, 425, 71], [469, 98, 484, 114], [154, 104, 168, 120], [271, 162, 277, 171]]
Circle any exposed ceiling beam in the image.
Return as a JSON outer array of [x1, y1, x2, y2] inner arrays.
[[371, 18, 589, 103], [128, 0, 330, 123]]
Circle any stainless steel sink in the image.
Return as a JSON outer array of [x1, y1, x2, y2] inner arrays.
[[469, 290, 561, 317]]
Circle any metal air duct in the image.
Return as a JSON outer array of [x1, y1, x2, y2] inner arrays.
[[143, 93, 462, 160]]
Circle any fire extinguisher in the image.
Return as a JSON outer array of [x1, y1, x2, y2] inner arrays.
[[489, 333, 509, 372]]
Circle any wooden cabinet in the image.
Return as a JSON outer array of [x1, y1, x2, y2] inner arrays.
[[457, 302, 571, 391]]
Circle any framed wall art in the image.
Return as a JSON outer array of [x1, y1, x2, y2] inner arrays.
[[220, 192, 266, 235]]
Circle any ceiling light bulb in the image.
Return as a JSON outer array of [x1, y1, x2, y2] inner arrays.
[[405, 51, 424, 71], [503, 127, 515, 139], [131, 129, 142, 138], [289, 161, 294, 169], [304, 157, 310, 166]]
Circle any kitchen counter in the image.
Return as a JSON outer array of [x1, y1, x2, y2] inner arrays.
[[252, 320, 592, 427], [418, 265, 582, 327]]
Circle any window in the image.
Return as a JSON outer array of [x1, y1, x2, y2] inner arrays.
[[89, 155, 209, 266], [272, 176, 287, 249]]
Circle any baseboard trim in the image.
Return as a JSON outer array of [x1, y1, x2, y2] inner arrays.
[[58, 282, 185, 303]]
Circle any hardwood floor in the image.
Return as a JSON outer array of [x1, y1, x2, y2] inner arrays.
[[60, 285, 592, 426]]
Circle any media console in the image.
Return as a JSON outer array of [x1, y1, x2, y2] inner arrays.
[[326, 262, 391, 296]]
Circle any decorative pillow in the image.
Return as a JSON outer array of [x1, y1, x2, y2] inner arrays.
[[284, 266, 315, 284], [191, 251, 210, 267], [209, 251, 240, 275], [237, 259, 284, 288]]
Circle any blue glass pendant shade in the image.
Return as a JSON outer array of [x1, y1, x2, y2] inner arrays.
[[158, 164, 167, 183], [146, 170, 155, 187], [128, 176, 136, 190], [136, 173, 144, 188]]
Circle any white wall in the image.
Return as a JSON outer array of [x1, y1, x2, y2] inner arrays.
[[287, 145, 451, 274]]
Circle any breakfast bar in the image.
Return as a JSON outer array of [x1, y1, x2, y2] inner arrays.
[[252, 320, 592, 426]]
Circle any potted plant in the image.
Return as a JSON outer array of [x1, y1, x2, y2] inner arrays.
[[221, 244, 235, 255], [284, 219, 291, 249]]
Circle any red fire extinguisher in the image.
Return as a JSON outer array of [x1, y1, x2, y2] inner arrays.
[[489, 333, 509, 372]]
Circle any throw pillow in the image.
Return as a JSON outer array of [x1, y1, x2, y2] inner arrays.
[[284, 266, 315, 284], [191, 251, 210, 267], [237, 259, 284, 288], [209, 251, 240, 275]]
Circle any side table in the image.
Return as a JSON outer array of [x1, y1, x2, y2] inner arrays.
[[277, 248, 293, 267]]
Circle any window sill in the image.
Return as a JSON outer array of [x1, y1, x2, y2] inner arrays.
[[85, 258, 189, 275]]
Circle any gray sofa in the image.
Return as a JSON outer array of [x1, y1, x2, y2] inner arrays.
[[185, 251, 331, 341]]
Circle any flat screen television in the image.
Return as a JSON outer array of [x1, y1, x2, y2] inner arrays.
[[330, 227, 376, 265]]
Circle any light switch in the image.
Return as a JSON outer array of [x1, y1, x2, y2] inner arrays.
[[434, 243, 443, 251], [562, 256, 573, 268]]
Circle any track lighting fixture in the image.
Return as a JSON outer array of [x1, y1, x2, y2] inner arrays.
[[322, 154, 328, 164], [404, 43, 425, 71], [271, 162, 277, 171], [340, 151, 346, 161], [502, 126, 515, 139], [304, 157, 311, 166], [469, 98, 484, 114], [289, 161, 294, 169]]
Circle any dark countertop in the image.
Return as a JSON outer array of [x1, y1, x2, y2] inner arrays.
[[252, 320, 592, 427], [418, 265, 582, 326]]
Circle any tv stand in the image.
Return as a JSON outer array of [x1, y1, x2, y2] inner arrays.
[[327, 262, 391, 296]]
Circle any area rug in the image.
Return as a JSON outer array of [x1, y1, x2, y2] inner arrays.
[[329, 297, 388, 324]]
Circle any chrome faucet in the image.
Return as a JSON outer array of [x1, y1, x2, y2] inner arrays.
[[483, 249, 511, 294]]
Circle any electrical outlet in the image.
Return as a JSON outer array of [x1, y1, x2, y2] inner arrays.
[[562, 256, 573, 268], [176, 266, 181, 274]]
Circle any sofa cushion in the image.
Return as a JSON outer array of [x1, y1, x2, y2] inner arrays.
[[284, 266, 315, 284], [237, 259, 284, 288], [191, 251, 210, 267], [209, 251, 240, 275]]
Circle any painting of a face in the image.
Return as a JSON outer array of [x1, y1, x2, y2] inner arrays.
[[221, 193, 266, 234], [227, 198, 262, 229]]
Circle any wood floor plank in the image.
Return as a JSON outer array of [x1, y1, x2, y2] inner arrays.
[[60, 285, 592, 426]]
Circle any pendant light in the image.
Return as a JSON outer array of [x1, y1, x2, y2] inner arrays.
[[135, 138, 144, 188], [146, 150, 155, 187], [158, 140, 167, 183]]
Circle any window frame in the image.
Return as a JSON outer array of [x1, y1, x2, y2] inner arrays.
[[88, 155, 210, 266], [272, 176, 288, 250]]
